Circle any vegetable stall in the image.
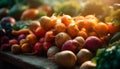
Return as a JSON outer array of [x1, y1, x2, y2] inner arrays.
[[0, 0, 120, 69]]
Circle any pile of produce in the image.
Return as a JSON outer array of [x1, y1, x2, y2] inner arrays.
[[0, 0, 120, 69]]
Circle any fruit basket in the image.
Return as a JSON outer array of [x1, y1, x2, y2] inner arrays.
[[0, 0, 120, 69]]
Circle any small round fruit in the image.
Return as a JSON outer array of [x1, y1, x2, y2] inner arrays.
[[107, 23, 120, 34], [35, 26, 46, 37], [75, 20, 84, 30], [11, 44, 21, 54], [80, 61, 96, 69], [17, 34, 26, 42], [84, 36, 102, 51], [53, 23, 66, 35], [21, 43, 31, 53], [61, 40, 81, 53], [77, 49, 93, 64], [40, 16, 57, 31], [26, 34, 37, 45], [61, 15, 73, 26], [54, 50, 77, 67], [20, 39, 28, 46], [47, 46, 60, 59], [55, 32, 71, 47], [93, 22, 108, 37], [74, 36, 85, 47], [67, 24, 79, 38], [21, 9, 39, 20], [9, 39, 18, 46]]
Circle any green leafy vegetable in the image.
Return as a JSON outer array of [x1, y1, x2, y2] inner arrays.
[[94, 40, 120, 69], [12, 20, 33, 31]]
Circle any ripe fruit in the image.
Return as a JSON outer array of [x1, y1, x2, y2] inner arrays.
[[9, 39, 18, 46], [53, 50, 77, 67], [40, 16, 57, 31], [20, 39, 28, 46], [84, 20, 97, 32], [80, 61, 96, 69], [39, 37, 45, 43], [35, 26, 46, 37], [74, 36, 85, 47], [21, 43, 31, 53], [33, 42, 43, 54], [26, 34, 37, 45], [43, 41, 52, 52], [61, 15, 73, 26], [47, 46, 60, 59], [77, 49, 93, 64], [77, 30, 88, 39], [62, 40, 81, 53], [67, 24, 79, 38], [84, 36, 102, 51], [75, 20, 84, 30], [1, 43, 11, 51], [28, 21, 40, 33], [73, 16, 84, 22], [55, 32, 71, 47], [107, 23, 120, 34], [1, 17, 16, 26], [53, 23, 66, 35], [93, 22, 109, 37], [17, 34, 26, 42], [21, 9, 39, 20], [44, 31, 55, 42], [0, 36, 10, 43], [39, 5, 53, 16], [11, 44, 21, 54], [85, 15, 98, 22]]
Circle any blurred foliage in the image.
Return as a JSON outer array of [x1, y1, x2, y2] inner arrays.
[[0, 0, 26, 8], [94, 40, 120, 69], [53, 0, 81, 16], [105, 8, 120, 26], [80, 0, 111, 21]]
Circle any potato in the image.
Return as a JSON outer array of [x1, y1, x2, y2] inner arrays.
[[54, 50, 77, 67], [77, 49, 93, 64], [80, 61, 96, 69], [55, 32, 71, 48], [11, 44, 21, 54], [47, 46, 60, 59]]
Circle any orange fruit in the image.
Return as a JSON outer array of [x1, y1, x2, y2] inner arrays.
[[40, 16, 57, 31], [93, 22, 109, 37], [28, 20, 40, 33], [53, 23, 66, 35], [67, 24, 79, 38], [21, 43, 31, 53], [21, 9, 39, 20], [35, 26, 46, 37], [61, 15, 73, 27], [75, 20, 85, 30], [84, 19, 97, 32], [88, 31, 98, 37], [40, 5, 53, 16], [73, 16, 84, 22], [107, 23, 120, 34], [77, 30, 88, 39], [26, 34, 37, 45], [85, 15, 98, 22]]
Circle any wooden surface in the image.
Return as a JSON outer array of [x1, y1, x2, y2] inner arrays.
[[0, 51, 79, 69], [0, 51, 58, 69]]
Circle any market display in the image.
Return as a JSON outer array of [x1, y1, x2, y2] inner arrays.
[[0, 0, 120, 69]]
